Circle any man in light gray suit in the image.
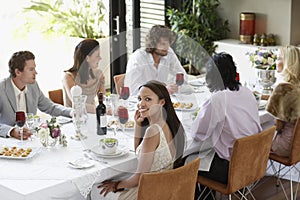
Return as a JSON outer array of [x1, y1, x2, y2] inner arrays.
[[0, 51, 73, 139]]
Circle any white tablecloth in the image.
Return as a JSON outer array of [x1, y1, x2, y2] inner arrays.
[[0, 115, 138, 200], [0, 81, 281, 200]]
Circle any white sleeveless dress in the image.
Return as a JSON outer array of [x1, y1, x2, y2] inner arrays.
[[118, 124, 174, 200]]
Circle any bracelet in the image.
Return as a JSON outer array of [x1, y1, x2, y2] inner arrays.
[[113, 181, 124, 193]]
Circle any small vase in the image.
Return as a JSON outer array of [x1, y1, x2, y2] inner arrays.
[[256, 68, 276, 94], [40, 135, 58, 148]]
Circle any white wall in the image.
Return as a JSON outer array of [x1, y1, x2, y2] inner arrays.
[[218, 0, 297, 45]]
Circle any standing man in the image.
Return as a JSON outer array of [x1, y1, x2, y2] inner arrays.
[[124, 25, 190, 95], [0, 51, 73, 139]]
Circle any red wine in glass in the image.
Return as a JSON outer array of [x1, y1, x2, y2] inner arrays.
[[176, 72, 184, 86], [16, 111, 26, 143], [120, 86, 130, 100], [118, 107, 129, 132]]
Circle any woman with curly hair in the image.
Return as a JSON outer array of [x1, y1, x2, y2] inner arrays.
[[124, 25, 189, 95]]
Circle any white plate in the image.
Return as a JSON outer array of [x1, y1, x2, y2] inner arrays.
[[258, 100, 267, 110], [0, 146, 41, 160], [57, 116, 72, 124], [188, 79, 206, 86], [91, 146, 129, 158], [68, 158, 95, 169], [173, 102, 198, 112], [106, 119, 135, 131]]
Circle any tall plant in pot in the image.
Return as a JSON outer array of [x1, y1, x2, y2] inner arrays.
[[167, 0, 230, 74]]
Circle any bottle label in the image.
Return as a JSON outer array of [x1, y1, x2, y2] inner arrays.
[[100, 115, 107, 127]]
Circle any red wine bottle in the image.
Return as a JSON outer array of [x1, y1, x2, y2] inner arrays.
[[96, 92, 107, 135]]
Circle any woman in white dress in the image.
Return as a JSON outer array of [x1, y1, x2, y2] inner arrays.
[[96, 80, 186, 199]]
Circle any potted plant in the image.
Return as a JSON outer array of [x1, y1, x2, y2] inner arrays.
[[167, 0, 230, 74], [22, 0, 106, 39]]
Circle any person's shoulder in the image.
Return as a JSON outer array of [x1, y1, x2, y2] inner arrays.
[[145, 124, 161, 138], [132, 48, 147, 56], [273, 82, 295, 94]]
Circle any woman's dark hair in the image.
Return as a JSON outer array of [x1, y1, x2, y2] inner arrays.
[[9, 51, 35, 78], [206, 52, 240, 92], [138, 80, 185, 168], [65, 39, 99, 84], [145, 25, 176, 53]]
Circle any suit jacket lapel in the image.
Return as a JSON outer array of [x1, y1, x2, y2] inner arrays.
[[5, 78, 17, 112]]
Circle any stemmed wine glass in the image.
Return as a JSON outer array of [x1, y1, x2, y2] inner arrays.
[[120, 86, 130, 100], [16, 111, 26, 145], [118, 106, 129, 133], [110, 94, 119, 119], [176, 72, 184, 95]]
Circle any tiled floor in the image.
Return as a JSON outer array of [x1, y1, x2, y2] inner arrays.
[[213, 176, 300, 200]]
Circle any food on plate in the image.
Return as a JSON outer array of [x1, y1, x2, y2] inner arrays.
[[107, 120, 135, 129], [106, 119, 119, 128], [125, 120, 134, 128], [0, 146, 32, 158], [173, 102, 194, 109]]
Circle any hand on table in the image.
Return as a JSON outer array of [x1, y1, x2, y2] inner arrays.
[[98, 180, 123, 197], [10, 127, 32, 140]]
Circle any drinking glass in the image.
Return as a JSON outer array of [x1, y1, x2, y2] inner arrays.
[[110, 94, 119, 119], [26, 113, 34, 139], [26, 113, 34, 131], [118, 107, 129, 133], [120, 86, 130, 100], [176, 72, 184, 94], [16, 111, 26, 145]]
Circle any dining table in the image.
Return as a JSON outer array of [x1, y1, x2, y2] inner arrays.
[[0, 77, 279, 200]]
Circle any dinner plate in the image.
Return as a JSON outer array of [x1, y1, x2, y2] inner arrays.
[[173, 102, 198, 112], [106, 119, 135, 131], [57, 116, 72, 124], [0, 146, 41, 160], [91, 146, 129, 158], [258, 100, 267, 110], [68, 158, 95, 169], [188, 79, 206, 86]]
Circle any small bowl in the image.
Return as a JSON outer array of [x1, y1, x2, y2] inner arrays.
[[99, 138, 118, 155]]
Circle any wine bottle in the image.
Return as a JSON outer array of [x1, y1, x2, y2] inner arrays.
[[96, 92, 107, 135]]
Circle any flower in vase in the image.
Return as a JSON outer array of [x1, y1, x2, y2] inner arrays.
[[247, 48, 277, 70], [36, 117, 61, 139]]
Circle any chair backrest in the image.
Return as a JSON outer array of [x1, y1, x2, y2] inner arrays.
[[113, 73, 125, 95], [289, 118, 300, 164], [227, 126, 276, 193], [48, 89, 64, 105], [137, 158, 200, 200]]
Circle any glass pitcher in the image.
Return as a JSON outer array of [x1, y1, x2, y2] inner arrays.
[[72, 95, 88, 140]]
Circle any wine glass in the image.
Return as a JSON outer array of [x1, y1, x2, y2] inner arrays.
[[118, 107, 129, 133], [120, 86, 130, 100], [26, 113, 34, 139], [16, 111, 26, 145], [176, 72, 184, 95], [26, 113, 34, 130], [110, 94, 119, 119]]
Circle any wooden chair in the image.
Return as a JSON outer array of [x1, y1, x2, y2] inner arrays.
[[48, 89, 64, 105], [198, 126, 276, 200], [269, 118, 300, 200], [137, 158, 200, 200], [113, 73, 125, 95]]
